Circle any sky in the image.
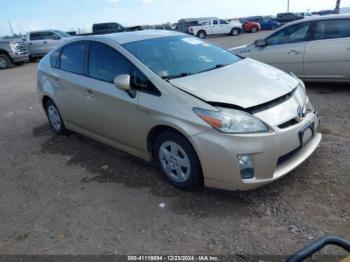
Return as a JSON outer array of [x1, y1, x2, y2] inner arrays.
[[1, 0, 350, 36]]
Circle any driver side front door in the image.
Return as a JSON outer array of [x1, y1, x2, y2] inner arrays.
[[250, 22, 311, 76]]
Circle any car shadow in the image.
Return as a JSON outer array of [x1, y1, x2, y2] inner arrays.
[[32, 123, 307, 219]]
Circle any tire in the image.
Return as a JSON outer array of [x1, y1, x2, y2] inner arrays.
[[197, 31, 206, 39], [231, 28, 239, 36], [45, 99, 67, 135], [29, 56, 37, 62], [251, 27, 258, 33], [154, 130, 203, 190], [0, 54, 13, 69]]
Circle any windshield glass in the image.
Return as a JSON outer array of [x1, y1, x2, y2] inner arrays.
[[123, 36, 241, 79], [54, 30, 70, 38]]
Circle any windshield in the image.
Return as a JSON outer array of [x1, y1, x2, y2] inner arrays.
[[54, 30, 70, 38], [123, 36, 241, 79]]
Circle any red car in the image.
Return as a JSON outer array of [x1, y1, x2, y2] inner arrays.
[[242, 21, 261, 33]]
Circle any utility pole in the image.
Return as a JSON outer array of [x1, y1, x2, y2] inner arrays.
[[335, 0, 341, 13], [8, 21, 14, 36], [287, 0, 290, 12]]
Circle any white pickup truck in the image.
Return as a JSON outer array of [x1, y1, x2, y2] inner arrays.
[[190, 18, 242, 38]]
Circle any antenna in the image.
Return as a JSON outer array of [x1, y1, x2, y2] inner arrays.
[[9, 21, 14, 36]]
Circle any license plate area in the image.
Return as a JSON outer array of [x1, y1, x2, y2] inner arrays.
[[299, 122, 315, 147]]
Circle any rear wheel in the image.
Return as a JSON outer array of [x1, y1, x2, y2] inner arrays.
[[154, 130, 203, 190], [45, 99, 67, 135], [231, 28, 240, 36], [0, 54, 13, 69], [197, 31, 206, 39]]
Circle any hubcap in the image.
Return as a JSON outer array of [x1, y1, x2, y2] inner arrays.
[[47, 105, 62, 131], [159, 141, 191, 183], [0, 57, 8, 69]]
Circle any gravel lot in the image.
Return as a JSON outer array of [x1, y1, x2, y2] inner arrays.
[[0, 32, 349, 258]]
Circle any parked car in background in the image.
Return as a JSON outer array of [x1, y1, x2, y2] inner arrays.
[[312, 10, 338, 16], [175, 18, 215, 34], [25, 30, 72, 60], [276, 12, 303, 25], [0, 38, 29, 69], [37, 30, 321, 191], [231, 15, 350, 82], [246, 17, 280, 30], [92, 22, 127, 35], [190, 18, 242, 38], [239, 20, 261, 33], [297, 12, 313, 18]]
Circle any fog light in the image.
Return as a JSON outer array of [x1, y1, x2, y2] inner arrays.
[[237, 154, 254, 179]]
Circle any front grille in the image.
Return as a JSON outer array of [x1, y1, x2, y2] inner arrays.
[[14, 43, 28, 53], [278, 118, 299, 129]]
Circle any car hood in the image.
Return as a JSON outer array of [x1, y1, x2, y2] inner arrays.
[[169, 58, 299, 109]]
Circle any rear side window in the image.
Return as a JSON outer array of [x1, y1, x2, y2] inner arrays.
[[50, 49, 60, 68], [313, 19, 350, 40], [267, 23, 310, 45], [60, 42, 86, 74]]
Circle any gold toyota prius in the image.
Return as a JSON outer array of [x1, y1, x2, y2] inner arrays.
[[37, 30, 322, 191]]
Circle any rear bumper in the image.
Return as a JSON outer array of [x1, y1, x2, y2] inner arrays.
[[191, 111, 321, 191]]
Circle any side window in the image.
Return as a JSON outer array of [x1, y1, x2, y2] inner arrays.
[[220, 19, 229, 25], [88, 42, 131, 82], [266, 23, 310, 45], [30, 32, 44, 40], [60, 42, 86, 74], [131, 68, 160, 95], [313, 19, 350, 40], [213, 20, 218, 25], [50, 49, 61, 68], [88, 42, 160, 95], [42, 31, 59, 40]]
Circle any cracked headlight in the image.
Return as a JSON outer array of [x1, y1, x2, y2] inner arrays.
[[193, 107, 268, 134]]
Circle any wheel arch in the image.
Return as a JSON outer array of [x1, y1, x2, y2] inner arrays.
[[146, 124, 202, 163]]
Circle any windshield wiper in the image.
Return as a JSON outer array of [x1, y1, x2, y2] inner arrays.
[[161, 72, 192, 80], [198, 64, 229, 74]]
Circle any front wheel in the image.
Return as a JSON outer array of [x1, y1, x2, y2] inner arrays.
[[154, 130, 203, 190], [0, 54, 13, 69], [231, 28, 240, 36], [197, 31, 206, 39], [251, 27, 258, 33]]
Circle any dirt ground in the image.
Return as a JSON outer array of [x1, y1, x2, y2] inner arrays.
[[0, 32, 349, 258]]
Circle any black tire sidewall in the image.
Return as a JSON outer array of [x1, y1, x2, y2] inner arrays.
[[0, 54, 11, 69], [154, 131, 203, 190], [198, 31, 206, 39], [45, 100, 66, 135]]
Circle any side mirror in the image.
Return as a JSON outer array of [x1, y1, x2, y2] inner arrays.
[[254, 39, 267, 47], [113, 74, 136, 98]]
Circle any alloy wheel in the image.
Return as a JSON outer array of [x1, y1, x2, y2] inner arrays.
[[159, 141, 191, 183]]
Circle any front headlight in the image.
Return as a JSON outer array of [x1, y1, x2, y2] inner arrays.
[[193, 107, 268, 134], [9, 42, 17, 52]]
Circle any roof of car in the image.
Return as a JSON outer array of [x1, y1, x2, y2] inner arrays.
[[276, 14, 350, 30], [91, 30, 186, 44]]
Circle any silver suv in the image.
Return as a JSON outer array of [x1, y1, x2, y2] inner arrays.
[[25, 30, 72, 60]]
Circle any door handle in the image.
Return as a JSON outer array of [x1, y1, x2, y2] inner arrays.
[[43, 41, 47, 44], [347, 47, 350, 51], [288, 50, 300, 55]]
